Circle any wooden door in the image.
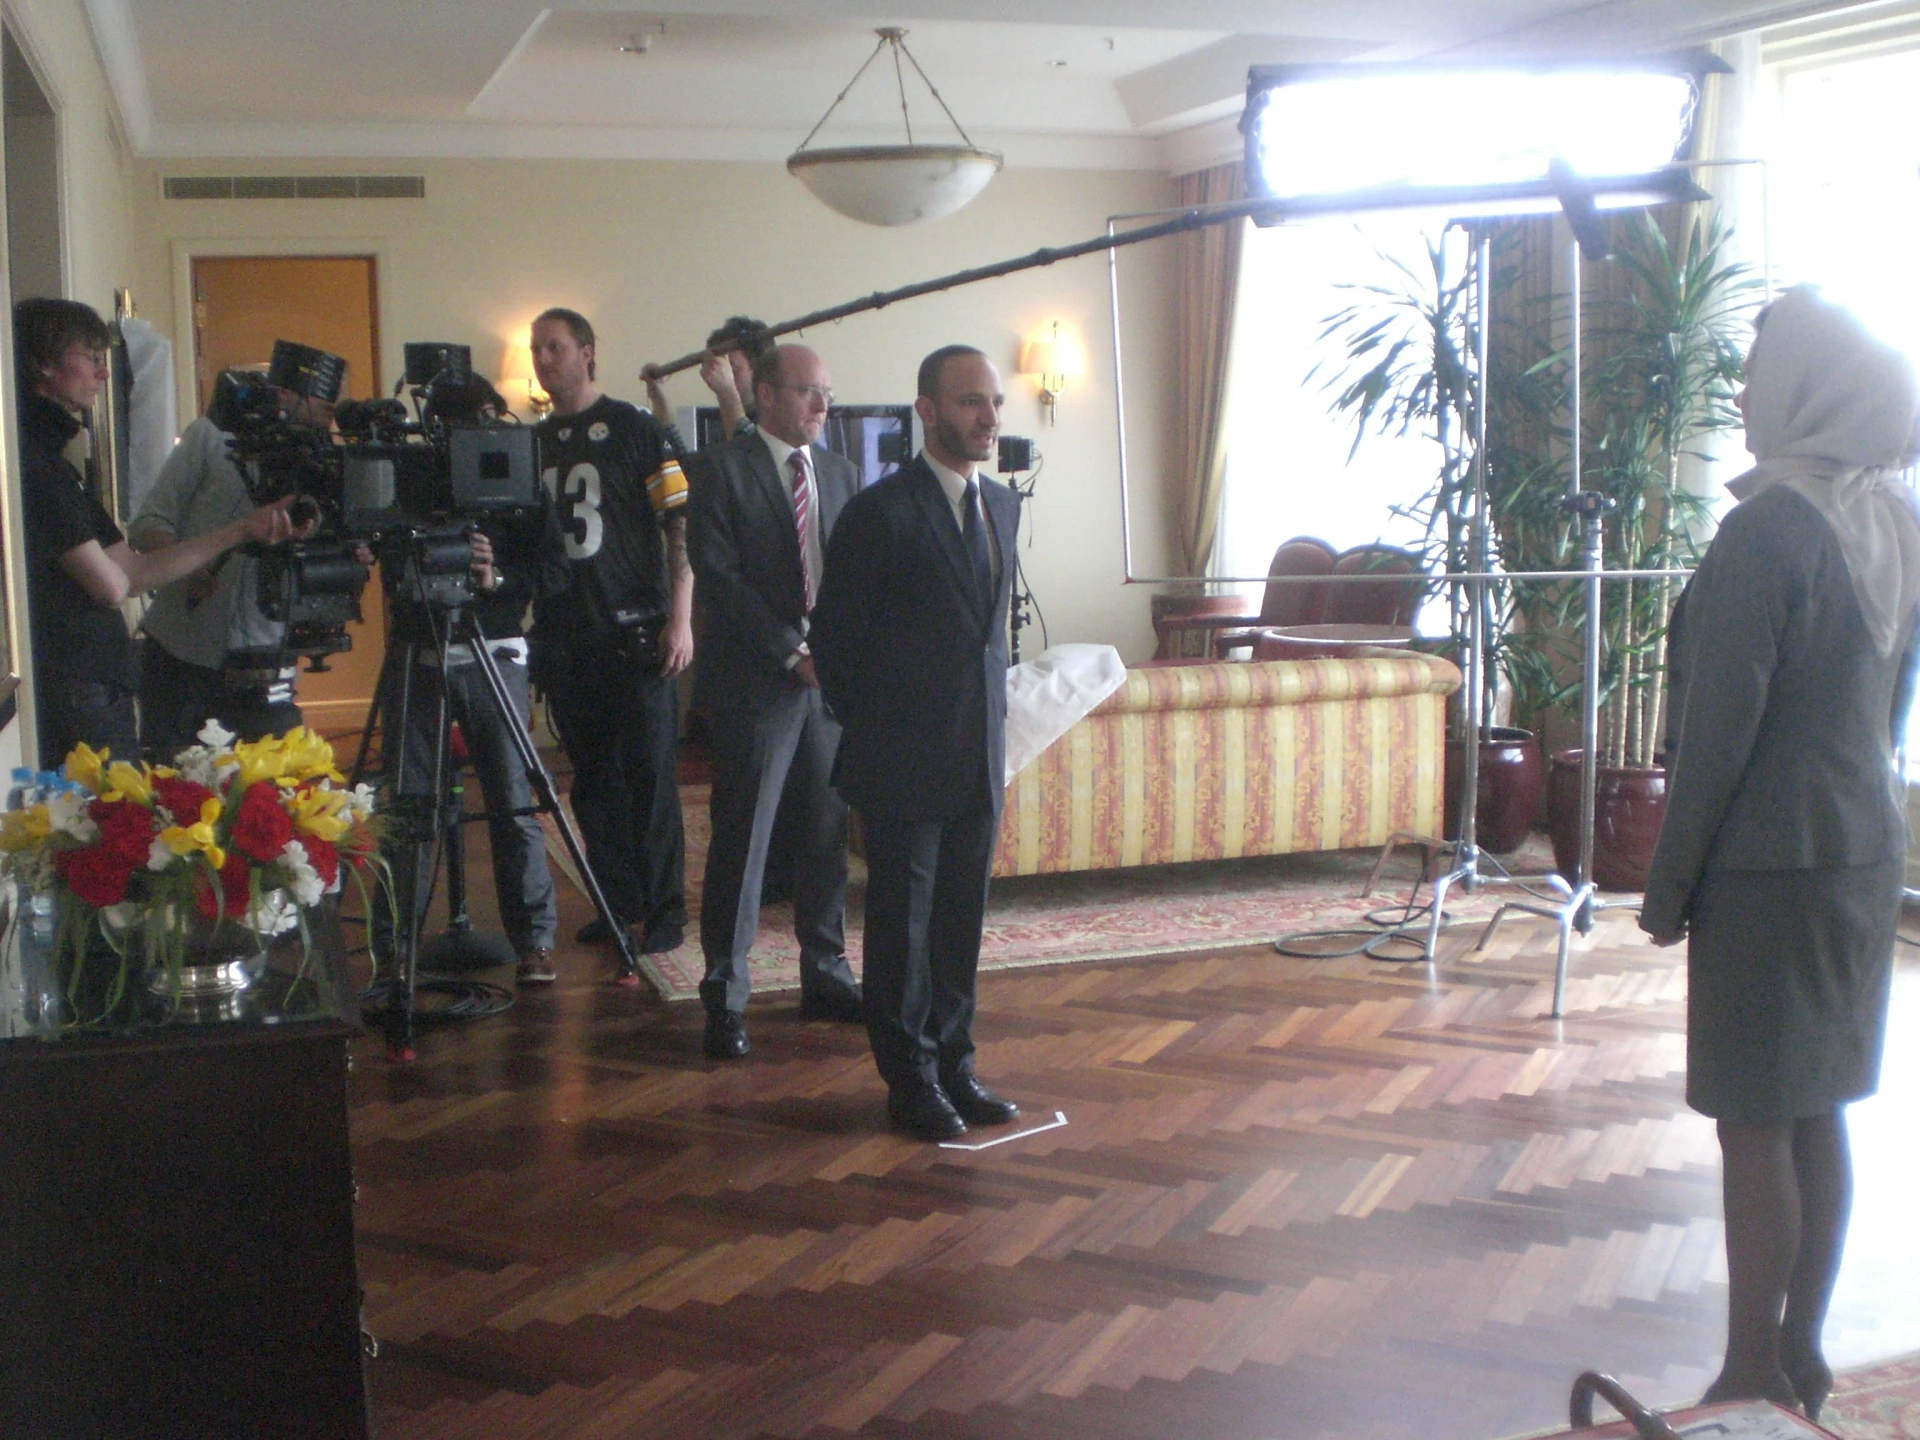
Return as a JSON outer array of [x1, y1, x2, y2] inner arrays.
[[190, 256, 385, 737]]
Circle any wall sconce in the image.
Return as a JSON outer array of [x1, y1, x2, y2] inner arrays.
[[498, 340, 550, 419], [1019, 321, 1080, 426]]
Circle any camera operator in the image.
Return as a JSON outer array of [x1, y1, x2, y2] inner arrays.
[[129, 374, 338, 757], [12, 297, 304, 768], [382, 375, 566, 986], [528, 307, 691, 963]]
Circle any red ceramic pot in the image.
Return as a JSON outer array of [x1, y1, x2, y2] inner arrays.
[[1547, 749, 1668, 892], [1444, 727, 1543, 854]]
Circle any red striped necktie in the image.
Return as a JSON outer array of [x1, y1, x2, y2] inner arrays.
[[789, 449, 815, 612]]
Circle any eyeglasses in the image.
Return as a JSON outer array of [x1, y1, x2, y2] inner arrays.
[[780, 383, 834, 407]]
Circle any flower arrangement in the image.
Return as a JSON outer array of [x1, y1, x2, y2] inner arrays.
[[0, 720, 386, 1022]]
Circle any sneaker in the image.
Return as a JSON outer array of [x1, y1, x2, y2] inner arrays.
[[515, 949, 557, 985]]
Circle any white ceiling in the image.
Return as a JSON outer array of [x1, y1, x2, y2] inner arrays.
[[81, 0, 1865, 169]]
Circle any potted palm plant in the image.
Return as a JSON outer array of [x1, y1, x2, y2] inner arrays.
[[1503, 211, 1757, 888], [1317, 226, 1543, 853]]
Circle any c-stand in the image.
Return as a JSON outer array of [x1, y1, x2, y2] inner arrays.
[[352, 564, 639, 1060], [997, 438, 1041, 664]]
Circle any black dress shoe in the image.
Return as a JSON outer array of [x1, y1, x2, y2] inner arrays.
[[886, 1083, 967, 1142], [941, 1073, 1019, 1126], [798, 982, 863, 1024], [703, 1010, 750, 1060], [640, 922, 684, 955]]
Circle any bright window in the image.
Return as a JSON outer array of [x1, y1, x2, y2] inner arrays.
[[1216, 214, 1448, 624]]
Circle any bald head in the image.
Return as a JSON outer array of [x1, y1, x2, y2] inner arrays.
[[754, 344, 833, 449]]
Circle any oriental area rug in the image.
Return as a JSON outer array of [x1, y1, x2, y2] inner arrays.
[[542, 782, 1574, 1003], [1827, 1352, 1920, 1440]]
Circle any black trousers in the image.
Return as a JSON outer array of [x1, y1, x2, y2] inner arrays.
[[137, 637, 301, 761], [542, 637, 685, 939], [698, 685, 853, 1015], [37, 669, 137, 771], [859, 798, 999, 1089]]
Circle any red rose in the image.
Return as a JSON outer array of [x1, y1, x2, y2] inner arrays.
[[152, 776, 217, 827], [230, 782, 293, 864], [57, 844, 134, 909], [90, 798, 154, 869], [194, 852, 253, 922], [302, 835, 339, 888]]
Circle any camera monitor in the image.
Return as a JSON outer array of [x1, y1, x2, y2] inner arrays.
[[404, 341, 472, 388], [267, 340, 346, 404], [449, 426, 538, 512]]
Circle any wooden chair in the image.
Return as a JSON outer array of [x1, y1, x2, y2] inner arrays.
[[1213, 536, 1338, 658], [1150, 592, 1260, 660]]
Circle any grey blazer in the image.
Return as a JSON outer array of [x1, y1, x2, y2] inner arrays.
[[686, 433, 859, 714], [1641, 484, 1920, 936]]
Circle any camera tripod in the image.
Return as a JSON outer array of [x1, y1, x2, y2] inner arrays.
[[351, 595, 639, 1059]]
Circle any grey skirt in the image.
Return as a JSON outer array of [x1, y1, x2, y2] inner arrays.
[[1686, 859, 1902, 1123]]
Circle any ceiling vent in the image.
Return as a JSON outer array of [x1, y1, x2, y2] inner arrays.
[[162, 175, 426, 201]]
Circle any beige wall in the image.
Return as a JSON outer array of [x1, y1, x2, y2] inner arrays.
[[0, 0, 143, 772], [132, 158, 1181, 660]]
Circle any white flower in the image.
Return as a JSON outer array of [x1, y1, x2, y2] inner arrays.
[[279, 839, 325, 908], [100, 902, 139, 930], [196, 718, 236, 750], [47, 790, 97, 843], [147, 836, 175, 872], [246, 888, 301, 936], [345, 783, 377, 821], [173, 748, 220, 790]]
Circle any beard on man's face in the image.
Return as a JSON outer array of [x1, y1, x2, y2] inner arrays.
[[934, 412, 993, 463]]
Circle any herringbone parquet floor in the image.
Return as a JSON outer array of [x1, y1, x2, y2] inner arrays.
[[349, 874, 1920, 1440]]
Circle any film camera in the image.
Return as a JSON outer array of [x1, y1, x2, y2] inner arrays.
[[213, 339, 543, 658]]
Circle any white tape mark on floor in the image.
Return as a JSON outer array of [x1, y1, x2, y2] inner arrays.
[[939, 1111, 1068, 1151]]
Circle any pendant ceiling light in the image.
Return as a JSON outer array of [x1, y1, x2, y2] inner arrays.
[[787, 28, 1002, 227]]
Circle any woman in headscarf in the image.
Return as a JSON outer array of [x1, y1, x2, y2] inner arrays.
[[1642, 286, 1920, 1416]]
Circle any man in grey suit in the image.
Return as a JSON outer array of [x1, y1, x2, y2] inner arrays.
[[687, 343, 863, 1059]]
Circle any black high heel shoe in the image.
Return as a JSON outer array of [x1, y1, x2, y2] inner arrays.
[[1783, 1356, 1832, 1422]]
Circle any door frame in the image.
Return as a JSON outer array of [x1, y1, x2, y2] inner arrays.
[[167, 235, 396, 428]]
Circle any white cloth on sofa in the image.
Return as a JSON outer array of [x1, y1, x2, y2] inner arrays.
[[1003, 643, 1127, 784]]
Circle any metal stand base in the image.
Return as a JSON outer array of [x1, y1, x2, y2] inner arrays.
[[419, 926, 519, 974]]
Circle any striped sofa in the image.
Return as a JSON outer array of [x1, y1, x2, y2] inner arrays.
[[991, 653, 1460, 877]]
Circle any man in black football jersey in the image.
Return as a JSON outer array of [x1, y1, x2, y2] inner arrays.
[[528, 307, 693, 967]]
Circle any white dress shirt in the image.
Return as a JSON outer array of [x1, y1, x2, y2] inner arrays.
[[759, 428, 825, 603], [922, 449, 1001, 589]]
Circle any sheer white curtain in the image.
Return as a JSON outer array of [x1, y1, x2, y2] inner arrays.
[[1214, 215, 1446, 628]]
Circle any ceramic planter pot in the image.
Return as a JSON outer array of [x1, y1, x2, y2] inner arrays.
[[1444, 727, 1543, 854], [1547, 749, 1668, 892]]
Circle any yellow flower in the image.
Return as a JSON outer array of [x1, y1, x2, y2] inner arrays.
[[281, 727, 344, 784], [0, 804, 51, 852], [104, 761, 154, 806], [289, 785, 350, 842], [65, 742, 109, 795], [230, 736, 289, 791], [159, 796, 227, 871]]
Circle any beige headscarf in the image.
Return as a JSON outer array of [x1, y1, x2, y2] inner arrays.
[[1728, 285, 1920, 656]]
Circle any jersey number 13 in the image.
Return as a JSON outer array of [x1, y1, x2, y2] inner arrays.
[[544, 462, 603, 560]]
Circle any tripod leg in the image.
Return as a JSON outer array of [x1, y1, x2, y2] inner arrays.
[[351, 649, 397, 789], [383, 635, 457, 1060], [459, 616, 643, 982]]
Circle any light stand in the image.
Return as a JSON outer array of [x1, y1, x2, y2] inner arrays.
[[998, 439, 1040, 664], [1416, 227, 1580, 981]]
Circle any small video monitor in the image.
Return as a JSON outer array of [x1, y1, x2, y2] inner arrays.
[[403, 341, 472, 388], [450, 427, 538, 511]]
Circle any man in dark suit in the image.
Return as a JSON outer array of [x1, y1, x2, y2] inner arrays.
[[687, 344, 864, 1059], [811, 345, 1022, 1141]]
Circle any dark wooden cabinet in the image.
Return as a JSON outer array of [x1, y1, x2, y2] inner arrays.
[[0, 1015, 368, 1438]]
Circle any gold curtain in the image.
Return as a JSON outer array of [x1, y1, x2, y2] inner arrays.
[[1172, 161, 1245, 577]]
